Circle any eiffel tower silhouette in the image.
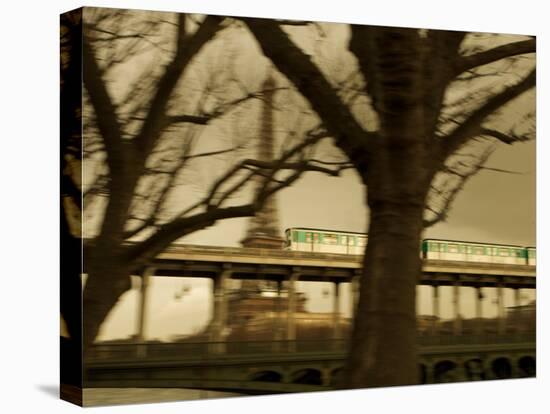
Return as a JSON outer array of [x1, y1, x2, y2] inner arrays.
[[240, 73, 285, 293], [241, 73, 284, 251]]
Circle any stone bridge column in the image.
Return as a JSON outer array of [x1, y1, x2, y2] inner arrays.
[[453, 282, 462, 336], [497, 284, 506, 335], [272, 280, 284, 352], [136, 266, 155, 356], [513, 288, 521, 333], [475, 286, 484, 335], [333, 282, 341, 341], [321, 367, 331, 386], [425, 363, 434, 384], [210, 265, 231, 353], [350, 272, 360, 318], [286, 270, 300, 351], [431, 285, 439, 335], [510, 356, 520, 378], [455, 358, 467, 381]]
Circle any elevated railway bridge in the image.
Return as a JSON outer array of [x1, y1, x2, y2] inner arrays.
[[133, 244, 535, 342], [84, 244, 536, 394]]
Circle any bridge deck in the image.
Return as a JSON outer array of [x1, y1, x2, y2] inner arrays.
[[149, 244, 536, 287]]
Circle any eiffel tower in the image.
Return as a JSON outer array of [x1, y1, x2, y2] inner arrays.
[[240, 73, 285, 294], [241, 73, 285, 251]]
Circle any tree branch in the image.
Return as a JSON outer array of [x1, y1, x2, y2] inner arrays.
[[424, 147, 494, 227], [126, 204, 256, 268], [480, 128, 533, 145], [243, 18, 374, 168], [164, 87, 287, 126], [242, 159, 353, 176], [82, 37, 124, 174], [454, 38, 535, 76], [440, 68, 535, 158], [134, 15, 223, 156]]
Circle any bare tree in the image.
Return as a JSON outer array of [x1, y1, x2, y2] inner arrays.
[[243, 19, 535, 388], [62, 9, 352, 351]]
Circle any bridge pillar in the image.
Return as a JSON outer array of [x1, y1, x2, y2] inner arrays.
[[510, 356, 520, 378], [273, 280, 285, 351], [321, 367, 331, 386], [455, 358, 468, 381], [475, 287, 484, 335], [513, 288, 521, 333], [136, 266, 155, 356], [452, 282, 462, 336], [210, 266, 231, 353], [431, 285, 439, 335], [333, 282, 341, 341], [425, 363, 434, 384], [497, 285, 506, 335], [350, 272, 360, 318], [286, 271, 299, 350]]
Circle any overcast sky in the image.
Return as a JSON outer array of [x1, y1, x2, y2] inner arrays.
[[90, 10, 536, 342]]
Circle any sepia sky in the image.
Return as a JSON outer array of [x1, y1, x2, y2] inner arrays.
[[89, 9, 536, 341]]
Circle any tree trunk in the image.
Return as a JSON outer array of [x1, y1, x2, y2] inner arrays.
[[344, 201, 424, 388], [341, 28, 435, 389], [82, 258, 132, 353]]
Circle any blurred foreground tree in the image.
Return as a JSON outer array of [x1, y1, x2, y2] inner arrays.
[[61, 9, 351, 351], [244, 19, 535, 387]]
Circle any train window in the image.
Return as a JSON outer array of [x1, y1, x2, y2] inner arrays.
[[341, 235, 348, 245], [448, 244, 458, 253], [325, 234, 338, 245], [313, 233, 319, 242], [430, 243, 439, 252], [499, 248, 509, 257], [358, 237, 367, 247], [305, 232, 312, 242], [466, 245, 472, 254]]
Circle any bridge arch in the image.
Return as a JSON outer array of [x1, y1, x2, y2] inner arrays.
[[249, 370, 283, 382], [518, 355, 536, 377], [291, 368, 323, 385], [434, 360, 458, 383], [490, 357, 513, 379]]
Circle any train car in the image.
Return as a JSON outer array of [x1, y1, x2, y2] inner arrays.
[[285, 228, 535, 266], [526, 247, 536, 266], [285, 227, 367, 255], [421, 239, 527, 265]]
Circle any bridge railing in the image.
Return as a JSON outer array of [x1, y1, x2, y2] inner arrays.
[[418, 333, 535, 347], [88, 339, 348, 361], [88, 334, 535, 362], [164, 244, 362, 262]]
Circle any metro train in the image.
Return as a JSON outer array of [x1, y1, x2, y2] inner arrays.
[[284, 227, 536, 266]]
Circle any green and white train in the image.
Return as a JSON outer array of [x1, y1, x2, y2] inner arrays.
[[284, 227, 536, 266]]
